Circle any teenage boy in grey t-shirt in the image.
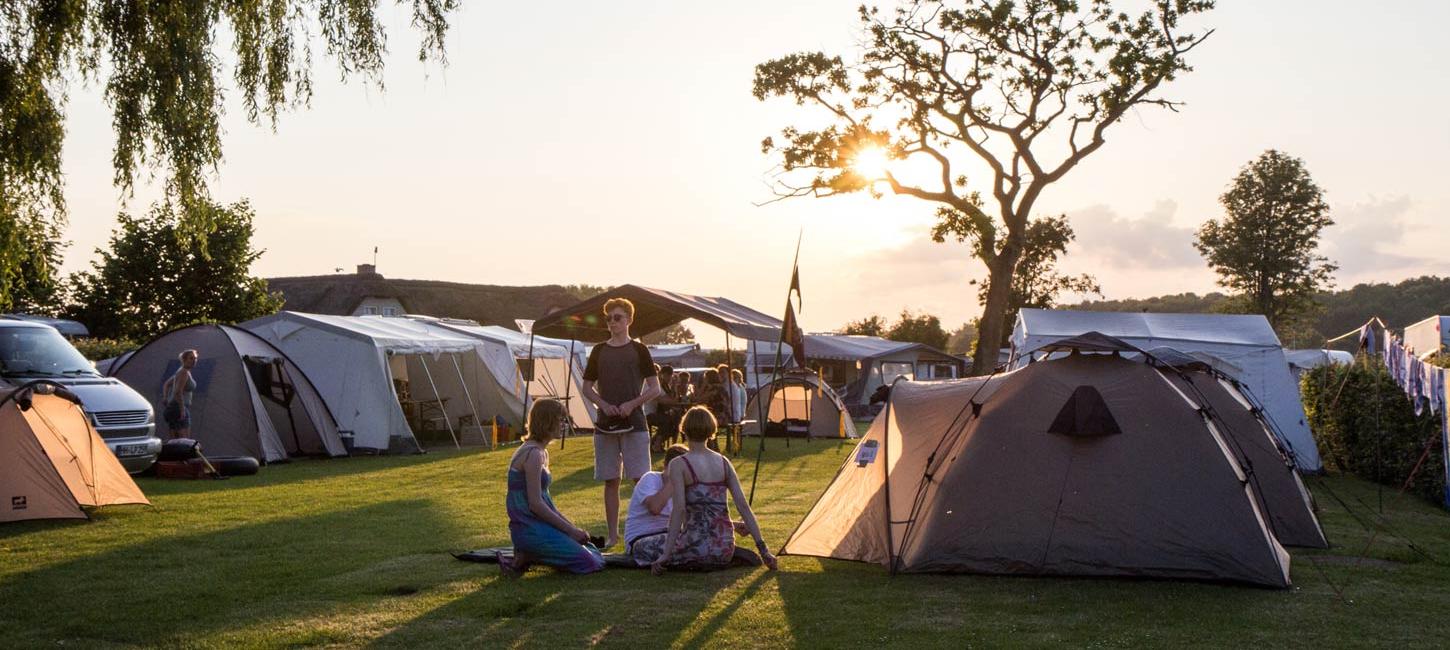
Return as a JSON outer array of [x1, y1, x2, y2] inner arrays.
[[582, 297, 662, 549]]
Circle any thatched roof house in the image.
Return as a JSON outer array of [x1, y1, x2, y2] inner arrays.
[[266, 265, 582, 327]]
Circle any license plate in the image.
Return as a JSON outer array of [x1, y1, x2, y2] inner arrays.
[[115, 444, 149, 457]]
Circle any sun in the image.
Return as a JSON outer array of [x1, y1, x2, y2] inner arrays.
[[851, 145, 891, 180]]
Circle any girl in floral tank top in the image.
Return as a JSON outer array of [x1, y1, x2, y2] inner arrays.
[[652, 406, 778, 574]]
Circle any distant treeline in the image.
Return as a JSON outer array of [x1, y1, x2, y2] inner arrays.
[[1067, 275, 1450, 346]]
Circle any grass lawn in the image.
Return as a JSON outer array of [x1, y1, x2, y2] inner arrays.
[[3, 436, 1450, 648]]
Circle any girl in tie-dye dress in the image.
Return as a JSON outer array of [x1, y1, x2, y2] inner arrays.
[[500, 399, 604, 576], [649, 406, 778, 575]]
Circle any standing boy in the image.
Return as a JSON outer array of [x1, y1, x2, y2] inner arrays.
[[582, 298, 662, 548]]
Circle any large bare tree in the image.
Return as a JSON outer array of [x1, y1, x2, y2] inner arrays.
[[753, 0, 1213, 373]]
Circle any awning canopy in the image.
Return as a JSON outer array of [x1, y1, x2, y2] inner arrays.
[[751, 334, 961, 363], [532, 285, 782, 343]]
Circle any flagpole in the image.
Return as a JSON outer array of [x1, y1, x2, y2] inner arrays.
[[749, 231, 804, 505]]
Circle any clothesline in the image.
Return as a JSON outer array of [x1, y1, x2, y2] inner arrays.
[[1324, 316, 1391, 346]]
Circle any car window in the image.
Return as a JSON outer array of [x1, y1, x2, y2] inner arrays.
[[0, 327, 97, 377]]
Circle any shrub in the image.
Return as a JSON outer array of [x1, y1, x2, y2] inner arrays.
[[1302, 360, 1445, 504], [73, 338, 138, 363]]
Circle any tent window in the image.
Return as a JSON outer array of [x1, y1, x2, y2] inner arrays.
[[1048, 385, 1122, 437]]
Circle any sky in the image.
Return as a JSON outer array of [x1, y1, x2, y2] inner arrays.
[[55, 1, 1450, 347]]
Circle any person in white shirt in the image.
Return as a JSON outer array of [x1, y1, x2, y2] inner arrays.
[[624, 445, 689, 565]]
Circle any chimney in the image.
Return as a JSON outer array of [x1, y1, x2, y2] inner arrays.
[[357, 263, 377, 276]]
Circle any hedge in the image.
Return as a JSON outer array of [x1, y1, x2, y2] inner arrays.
[[1302, 360, 1446, 504]]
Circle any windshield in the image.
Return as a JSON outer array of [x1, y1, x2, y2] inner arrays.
[[0, 327, 97, 378]]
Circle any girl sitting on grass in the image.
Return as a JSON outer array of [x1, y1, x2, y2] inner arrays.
[[500, 398, 604, 577], [651, 406, 778, 575]]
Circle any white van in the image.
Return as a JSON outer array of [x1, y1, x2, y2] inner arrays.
[[0, 320, 160, 473]]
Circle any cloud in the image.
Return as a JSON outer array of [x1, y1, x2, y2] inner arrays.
[[1325, 196, 1436, 278], [1067, 200, 1202, 269]]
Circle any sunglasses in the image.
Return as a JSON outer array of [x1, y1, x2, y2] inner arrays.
[[608, 313, 629, 323]]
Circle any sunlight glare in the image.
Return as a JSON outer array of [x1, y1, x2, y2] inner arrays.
[[852, 146, 891, 181]]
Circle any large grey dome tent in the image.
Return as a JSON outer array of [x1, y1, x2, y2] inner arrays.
[[109, 324, 346, 462], [1011, 309, 1323, 471], [784, 334, 1317, 587]]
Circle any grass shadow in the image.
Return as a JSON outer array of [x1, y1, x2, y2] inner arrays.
[[0, 499, 464, 647], [367, 563, 761, 648]]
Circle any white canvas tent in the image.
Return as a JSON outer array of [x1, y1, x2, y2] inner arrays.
[[411, 318, 596, 429], [1010, 309, 1323, 472], [1403, 315, 1449, 359], [747, 334, 966, 414], [242, 312, 518, 453]]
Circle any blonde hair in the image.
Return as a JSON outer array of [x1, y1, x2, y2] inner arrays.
[[602, 297, 635, 320], [526, 398, 567, 442], [179, 349, 198, 361], [681, 406, 717, 442], [730, 368, 744, 383]]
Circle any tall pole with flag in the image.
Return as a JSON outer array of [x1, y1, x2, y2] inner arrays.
[[749, 232, 806, 505]]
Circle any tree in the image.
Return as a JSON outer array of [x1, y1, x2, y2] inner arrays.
[[0, 0, 459, 278], [562, 284, 611, 301], [0, 213, 67, 314], [1194, 150, 1336, 332], [840, 315, 887, 337], [641, 324, 696, 345], [753, 0, 1213, 373], [945, 321, 978, 355], [965, 215, 1100, 347], [68, 199, 284, 340], [886, 309, 949, 349]]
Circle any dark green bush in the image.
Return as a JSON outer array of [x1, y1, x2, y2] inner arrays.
[[72, 338, 138, 363], [1302, 361, 1446, 504]]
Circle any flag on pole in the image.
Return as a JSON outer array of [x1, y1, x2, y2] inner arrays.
[[782, 297, 806, 370]]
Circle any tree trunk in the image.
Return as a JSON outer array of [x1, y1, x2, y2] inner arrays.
[[970, 243, 1023, 375]]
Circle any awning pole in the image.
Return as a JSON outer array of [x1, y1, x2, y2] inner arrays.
[[725, 331, 736, 456], [419, 356, 459, 450], [560, 338, 577, 450], [450, 352, 483, 448]]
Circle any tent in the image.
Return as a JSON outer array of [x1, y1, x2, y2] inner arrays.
[[108, 324, 346, 462], [648, 343, 706, 369], [531, 285, 783, 435], [1403, 315, 1448, 358], [242, 312, 517, 453], [2, 381, 149, 524], [417, 318, 597, 430], [1010, 309, 1323, 472], [742, 372, 858, 439], [784, 341, 1305, 587], [747, 334, 966, 414], [532, 284, 781, 343], [1284, 349, 1354, 378]]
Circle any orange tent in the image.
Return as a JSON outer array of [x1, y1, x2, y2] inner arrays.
[[1, 381, 150, 524]]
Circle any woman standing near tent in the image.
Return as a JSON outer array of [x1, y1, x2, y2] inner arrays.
[[728, 369, 747, 425], [650, 406, 777, 574], [500, 398, 605, 577], [160, 349, 198, 438]]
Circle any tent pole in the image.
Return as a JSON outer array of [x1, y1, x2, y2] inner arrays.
[[277, 362, 303, 454], [524, 332, 536, 413], [419, 356, 459, 450], [560, 338, 576, 450], [748, 339, 770, 505], [750, 335, 789, 505], [883, 387, 896, 576], [725, 331, 737, 456], [450, 352, 483, 448]]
